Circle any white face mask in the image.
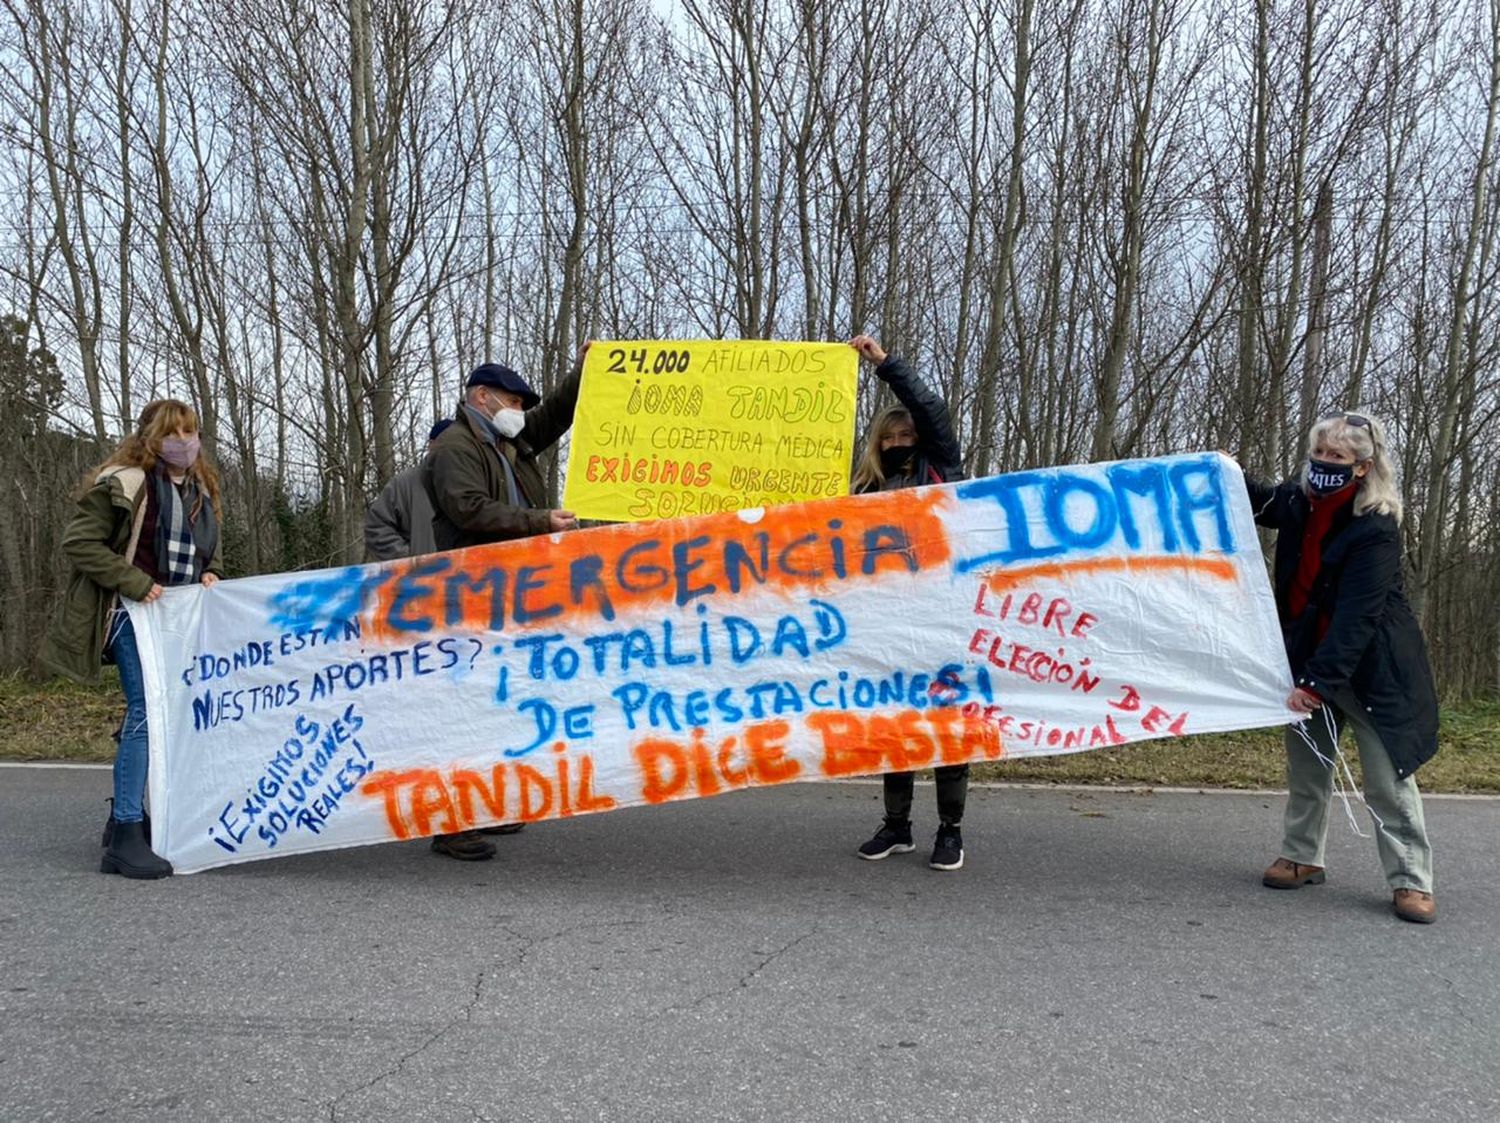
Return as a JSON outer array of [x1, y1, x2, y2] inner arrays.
[[491, 406, 526, 439]]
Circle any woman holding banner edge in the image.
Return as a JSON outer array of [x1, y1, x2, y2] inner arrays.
[[1242, 410, 1439, 923], [848, 334, 970, 871], [42, 400, 224, 880]]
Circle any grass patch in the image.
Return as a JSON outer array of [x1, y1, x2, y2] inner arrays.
[[976, 701, 1500, 792], [4, 672, 1497, 792], [0, 670, 125, 762]]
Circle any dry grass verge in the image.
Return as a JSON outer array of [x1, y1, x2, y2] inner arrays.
[[4, 672, 1496, 792]]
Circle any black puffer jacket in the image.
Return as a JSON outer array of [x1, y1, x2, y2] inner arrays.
[[859, 356, 964, 493], [1245, 476, 1439, 778]]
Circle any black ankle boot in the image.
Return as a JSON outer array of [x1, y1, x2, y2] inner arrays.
[[101, 799, 151, 848], [100, 820, 171, 879]]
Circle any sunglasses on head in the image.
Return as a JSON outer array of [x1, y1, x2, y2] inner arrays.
[[1321, 411, 1372, 429]]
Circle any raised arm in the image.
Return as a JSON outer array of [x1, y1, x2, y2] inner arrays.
[[849, 335, 962, 473], [520, 343, 590, 454]]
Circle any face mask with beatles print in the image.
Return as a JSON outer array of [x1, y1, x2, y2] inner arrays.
[[1306, 458, 1355, 496]]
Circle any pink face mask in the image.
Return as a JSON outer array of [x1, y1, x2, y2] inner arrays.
[[159, 435, 200, 469]]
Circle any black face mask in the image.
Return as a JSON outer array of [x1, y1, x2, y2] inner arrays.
[[880, 445, 916, 478], [1306, 458, 1356, 496]]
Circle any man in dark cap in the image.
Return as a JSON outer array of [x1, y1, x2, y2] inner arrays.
[[363, 419, 453, 562], [425, 359, 584, 552], [421, 348, 588, 860], [365, 416, 530, 851]]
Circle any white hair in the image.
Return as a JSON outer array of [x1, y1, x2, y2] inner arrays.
[[1299, 409, 1403, 522]]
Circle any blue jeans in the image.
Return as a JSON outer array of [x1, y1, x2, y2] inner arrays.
[[106, 611, 149, 823]]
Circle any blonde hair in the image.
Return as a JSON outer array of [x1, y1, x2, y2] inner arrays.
[[1300, 409, 1402, 522], [84, 398, 221, 517], [851, 404, 914, 493]]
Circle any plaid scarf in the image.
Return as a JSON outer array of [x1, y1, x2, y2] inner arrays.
[[152, 467, 216, 585]]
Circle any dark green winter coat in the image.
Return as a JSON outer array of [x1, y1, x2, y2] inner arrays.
[[423, 365, 583, 551], [41, 467, 224, 684]]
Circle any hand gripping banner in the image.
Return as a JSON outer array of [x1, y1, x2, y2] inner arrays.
[[131, 453, 1294, 873]]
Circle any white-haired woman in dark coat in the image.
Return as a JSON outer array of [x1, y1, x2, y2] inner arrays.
[[1244, 410, 1439, 923]]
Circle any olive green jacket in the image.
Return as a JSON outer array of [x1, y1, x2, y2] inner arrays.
[[41, 467, 224, 684]]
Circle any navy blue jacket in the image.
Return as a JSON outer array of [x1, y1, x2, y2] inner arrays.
[[1245, 476, 1438, 778]]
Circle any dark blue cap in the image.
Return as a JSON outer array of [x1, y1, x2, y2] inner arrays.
[[467, 363, 539, 410], [427, 419, 454, 443]]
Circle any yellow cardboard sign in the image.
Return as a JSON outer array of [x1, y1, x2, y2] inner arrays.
[[563, 340, 857, 522]]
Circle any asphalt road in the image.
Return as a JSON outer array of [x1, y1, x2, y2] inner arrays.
[[1, 765, 1496, 1122]]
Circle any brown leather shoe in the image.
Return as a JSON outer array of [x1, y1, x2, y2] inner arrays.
[[1262, 857, 1326, 889], [430, 830, 496, 861], [1393, 889, 1437, 924]]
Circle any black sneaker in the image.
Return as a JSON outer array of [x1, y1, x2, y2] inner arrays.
[[930, 824, 964, 871], [431, 830, 496, 861], [857, 820, 915, 860]]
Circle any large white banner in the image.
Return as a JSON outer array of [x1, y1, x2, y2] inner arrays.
[[132, 453, 1294, 873]]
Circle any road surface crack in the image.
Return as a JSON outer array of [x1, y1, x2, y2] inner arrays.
[[324, 967, 488, 1122], [499, 919, 645, 967], [659, 929, 815, 1017]]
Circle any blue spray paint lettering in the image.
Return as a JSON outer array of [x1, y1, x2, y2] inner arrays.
[[954, 455, 1235, 572]]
